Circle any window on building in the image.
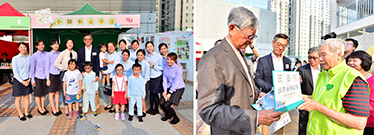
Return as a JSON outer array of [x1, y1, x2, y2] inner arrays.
[[365, 25, 374, 33], [349, 30, 363, 37]]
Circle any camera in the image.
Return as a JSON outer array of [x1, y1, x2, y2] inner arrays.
[[321, 32, 336, 40]]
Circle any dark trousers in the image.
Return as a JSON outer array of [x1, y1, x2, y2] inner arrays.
[[364, 127, 374, 135], [299, 110, 309, 135]]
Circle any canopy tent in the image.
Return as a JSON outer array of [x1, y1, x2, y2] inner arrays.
[[31, 3, 139, 52], [0, 2, 29, 36], [0, 39, 29, 58], [64, 3, 113, 15], [0, 2, 25, 16], [0, 2, 30, 58]]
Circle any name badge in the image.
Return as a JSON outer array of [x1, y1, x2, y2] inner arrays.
[[92, 52, 97, 56], [285, 64, 289, 69]]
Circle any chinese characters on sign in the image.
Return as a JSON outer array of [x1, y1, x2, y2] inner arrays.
[[55, 18, 63, 26], [108, 18, 115, 25], [98, 18, 105, 25], [31, 15, 140, 28], [77, 18, 84, 25], [66, 18, 73, 25], [87, 18, 94, 25], [272, 71, 303, 112]]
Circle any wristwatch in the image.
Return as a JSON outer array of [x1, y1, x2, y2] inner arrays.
[[250, 46, 254, 49]]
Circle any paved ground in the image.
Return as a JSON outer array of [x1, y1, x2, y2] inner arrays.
[[0, 82, 193, 135]]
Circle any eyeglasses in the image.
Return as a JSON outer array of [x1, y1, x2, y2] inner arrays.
[[346, 43, 353, 46], [235, 24, 257, 40], [83, 38, 92, 41], [116, 69, 124, 71], [276, 42, 287, 48], [308, 56, 319, 60]]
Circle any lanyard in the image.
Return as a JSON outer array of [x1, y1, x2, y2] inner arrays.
[[115, 75, 125, 91]]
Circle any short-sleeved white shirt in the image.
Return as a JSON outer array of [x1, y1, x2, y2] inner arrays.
[[99, 51, 108, 68], [63, 69, 83, 95], [112, 75, 127, 92]]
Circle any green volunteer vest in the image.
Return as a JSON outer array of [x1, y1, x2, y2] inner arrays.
[[307, 61, 367, 135]]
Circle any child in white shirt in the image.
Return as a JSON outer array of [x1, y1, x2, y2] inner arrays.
[[62, 59, 83, 119]]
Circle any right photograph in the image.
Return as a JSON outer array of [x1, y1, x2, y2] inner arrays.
[[195, 0, 374, 135]]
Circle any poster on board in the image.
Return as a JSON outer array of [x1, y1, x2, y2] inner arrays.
[[35, 8, 52, 26], [272, 71, 304, 112], [173, 34, 192, 61], [159, 37, 171, 49]]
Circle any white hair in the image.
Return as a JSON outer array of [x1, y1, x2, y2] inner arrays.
[[227, 7, 259, 30], [318, 38, 345, 59]]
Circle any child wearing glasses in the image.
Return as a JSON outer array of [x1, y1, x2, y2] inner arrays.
[[80, 62, 99, 121], [111, 64, 128, 120]]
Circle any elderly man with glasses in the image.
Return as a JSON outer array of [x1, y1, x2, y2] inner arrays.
[[197, 7, 282, 134]]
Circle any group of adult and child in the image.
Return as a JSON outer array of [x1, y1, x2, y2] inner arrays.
[[11, 33, 185, 124]]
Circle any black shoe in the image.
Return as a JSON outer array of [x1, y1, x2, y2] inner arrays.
[[128, 115, 133, 122], [44, 109, 49, 114], [142, 112, 146, 117], [18, 115, 26, 121], [52, 111, 60, 116], [151, 110, 159, 115], [38, 110, 47, 116], [109, 109, 115, 113], [138, 116, 143, 122], [25, 114, 33, 118], [104, 106, 112, 110], [57, 110, 62, 115], [161, 115, 171, 121], [170, 117, 180, 124], [146, 109, 153, 114]]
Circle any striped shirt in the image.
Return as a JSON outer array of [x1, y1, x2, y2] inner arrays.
[[342, 77, 371, 117]]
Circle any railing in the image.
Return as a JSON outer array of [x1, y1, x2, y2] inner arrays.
[[337, 0, 374, 27]]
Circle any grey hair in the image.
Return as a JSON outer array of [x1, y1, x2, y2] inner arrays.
[[308, 46, 319, 54], [227, 7, 259, 30], [318, 38, 345, 59]]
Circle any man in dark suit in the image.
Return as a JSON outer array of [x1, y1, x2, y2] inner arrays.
[[197, 7, 282, 135], [77, 33, 100, 80], [77, 33, 101, 113], [298, 46, 321, 135], [254, 33, 292, 97], [254, 33, 291, 135]]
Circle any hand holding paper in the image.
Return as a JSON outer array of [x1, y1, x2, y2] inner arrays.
[[258, 109, 283, 126], [297, 96, 319, 112]]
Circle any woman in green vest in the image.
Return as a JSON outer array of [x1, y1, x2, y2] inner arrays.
[[297, 38, 371, 135]]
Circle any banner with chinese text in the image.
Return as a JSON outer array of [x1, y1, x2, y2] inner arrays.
[[0, 17, 30, 30], [30, 15, 140, 28]]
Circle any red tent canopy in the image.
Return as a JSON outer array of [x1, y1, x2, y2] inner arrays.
[[0, 30, 28, 36], [0, 39, 29, 59], [0, 2, 28, 36], [0, 2, 25, 16]]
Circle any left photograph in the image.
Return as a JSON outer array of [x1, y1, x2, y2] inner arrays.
[[0, 1, 193, 135]]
